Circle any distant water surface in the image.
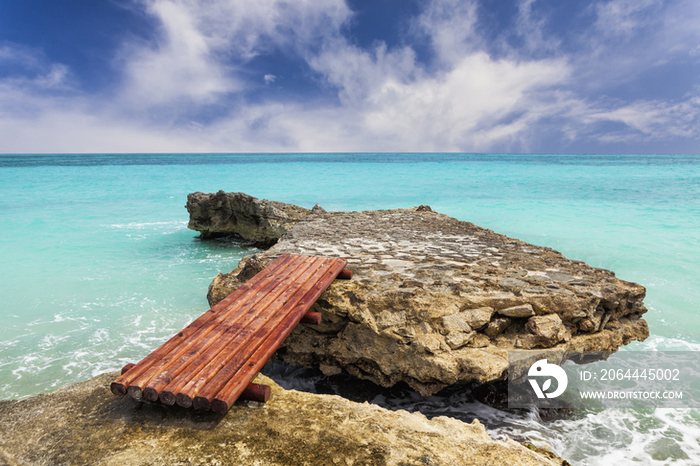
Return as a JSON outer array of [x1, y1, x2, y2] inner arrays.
[[1, 153, 699, 465]]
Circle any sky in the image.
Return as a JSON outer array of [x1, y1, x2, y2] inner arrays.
[[0, 0, 699, 154]]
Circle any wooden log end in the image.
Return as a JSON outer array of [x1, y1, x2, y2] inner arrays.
[[176, 393, 193, 409], [159, 390, 177, 406], [211, 398, 230, 414], [127, 385, 143, 400], [121, 363, 135, 375], [110, 382, 127, 397], [193, 396, 211, 411], [337, 269, 353, 280], [143, 387, 160, 402], [300, 311, 322, 325], [239, 383, 272, 403]]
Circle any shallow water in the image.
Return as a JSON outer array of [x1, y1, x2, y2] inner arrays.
[[1, 153, 699, 464]]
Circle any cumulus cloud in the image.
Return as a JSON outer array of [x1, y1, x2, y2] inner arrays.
[[116, 0, 352, 108], [0, 0, 699, 153], [358, 53, 571, 150], [119, 0, 238, 107]]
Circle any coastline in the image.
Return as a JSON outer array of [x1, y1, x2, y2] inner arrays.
[[2, 153, 699, 464], [0, 371, 568, 466]]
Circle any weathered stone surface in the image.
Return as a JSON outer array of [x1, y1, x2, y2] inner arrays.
[[498, 304, 536, 318], [0, 371, 567, 466], [461, 306, 496, 329], [526, 314, 568, 348], [205, 202, 649, 395], [485, 317, 513, 337], [445, 330, 477, 350], [186, 191, 310, 245], [440, 314, 472, 334]]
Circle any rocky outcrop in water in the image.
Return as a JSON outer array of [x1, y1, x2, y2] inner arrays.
[[0, 371, 567, 466], [203, 194, 649, 396], [186, 191, 310, 246]]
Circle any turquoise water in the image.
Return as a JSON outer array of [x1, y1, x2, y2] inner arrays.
[[1, 153, 699, 464]]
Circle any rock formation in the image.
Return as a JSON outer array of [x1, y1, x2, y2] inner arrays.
[[186, 191, 310, 247], [194, 193, 649, 396], [0, 371, 567, 466]]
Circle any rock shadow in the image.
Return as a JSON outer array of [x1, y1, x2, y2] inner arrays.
[[101, 394, 226, 430]]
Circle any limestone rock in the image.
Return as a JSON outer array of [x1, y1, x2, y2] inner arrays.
[[461, 306, 496, 329], [203, 203, 649, 395], [446, 330, 477, 350], [469, 333, 492, 348], [185, 191, 310, 246], [377, 309, 407, 330], [498, 304, 536, 318], [526, 314, 568, 348], [440, 314, 472, 334], [411, 334, 447, 354], [485, 317, 513, 337], [0, 371, 567, 466]]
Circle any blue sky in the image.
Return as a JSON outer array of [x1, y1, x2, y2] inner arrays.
[[1, 0, 699, 153]]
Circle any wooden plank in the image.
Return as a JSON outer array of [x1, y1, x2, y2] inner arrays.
[[112, 254, 348, 414], [119, 362, 271, 404], [170, 257, 331, 408], [145, 255, 317, 403], [198, 258, 347, 412], [112, 254, 293, 396], [157, 256, 323, 406], [208, 258, 347, 413], [111, 254, 294, 397], [132, 254, 309, 401], [238, 383, 271, 403], [127, 254, 303, 400]]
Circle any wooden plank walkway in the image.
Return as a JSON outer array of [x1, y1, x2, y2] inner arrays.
[[111, 254, 350, 413]]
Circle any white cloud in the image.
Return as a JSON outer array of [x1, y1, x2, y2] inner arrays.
[[585, 96, 700, 141], [0, 44, 72, 92], [515, 0, 561, 55], [576, 0, 700, 87], [414, 0, 481, 66], [118, 0, 351, 108], [0, 45, 41, 67], [0, 0, 699, 153], [118, 0, 239, 107], [594, 0, 663, 37], [359, 53, 571, 150]]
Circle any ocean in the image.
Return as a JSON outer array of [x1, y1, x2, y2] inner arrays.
[[1, 153, 699, 464]]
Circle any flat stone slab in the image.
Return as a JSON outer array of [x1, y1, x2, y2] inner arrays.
[[0, 371, 566, 466], [206, 204, 649, 395]]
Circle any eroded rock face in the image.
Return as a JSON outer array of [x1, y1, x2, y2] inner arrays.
[[186, 191, 310, 246], [0, 371, 566, 466], [208, 205, 649, 395]]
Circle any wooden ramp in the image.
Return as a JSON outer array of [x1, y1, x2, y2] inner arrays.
[[111, 254, 350, 413]]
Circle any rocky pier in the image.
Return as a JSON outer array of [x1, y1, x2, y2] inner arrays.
[[193, 191, 650, 396]]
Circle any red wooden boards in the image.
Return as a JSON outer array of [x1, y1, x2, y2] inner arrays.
[[111, 254, 350, 413]]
